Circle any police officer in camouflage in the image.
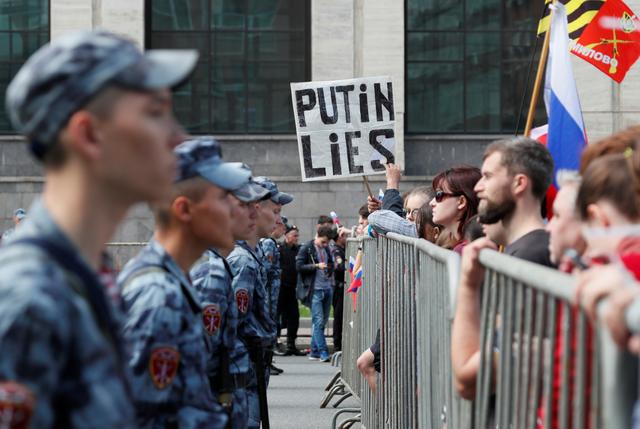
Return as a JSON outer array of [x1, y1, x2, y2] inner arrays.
[[191, 167, 270, 429], [227, 178, 290, 428], [255, 177, 294, 376], [0, 30, 196, 428], [119, 138, 251, 429]]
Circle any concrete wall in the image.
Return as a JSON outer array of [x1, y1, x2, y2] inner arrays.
[[51, 0, 144, 46], [0, 134, 493, 242]]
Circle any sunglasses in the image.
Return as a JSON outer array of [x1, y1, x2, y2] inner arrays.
[[434, 190, 459, 203]]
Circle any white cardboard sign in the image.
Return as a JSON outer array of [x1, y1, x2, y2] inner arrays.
[[290, 76, 396, 182]]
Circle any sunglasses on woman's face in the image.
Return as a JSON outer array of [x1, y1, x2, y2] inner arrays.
[[434, 190, 459, 203]]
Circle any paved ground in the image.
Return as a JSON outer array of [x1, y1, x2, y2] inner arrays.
[[268, 355, 360, 429]]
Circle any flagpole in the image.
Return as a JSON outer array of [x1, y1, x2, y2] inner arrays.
[[515, 1, 553, 136], [524, 25, 552, 137]]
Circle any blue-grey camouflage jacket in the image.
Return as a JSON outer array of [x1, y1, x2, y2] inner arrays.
[[227, 241, 275, 348], [258, 238, 281, 325], [119, 239, 227, 429], [190, 249, 250, 378], [0, 199, 135, 429]]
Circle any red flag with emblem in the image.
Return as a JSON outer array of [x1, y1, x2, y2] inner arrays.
[[571, 0, 640, 82]]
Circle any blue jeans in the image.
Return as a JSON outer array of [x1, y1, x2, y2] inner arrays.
[[311, 288, 333, 355]]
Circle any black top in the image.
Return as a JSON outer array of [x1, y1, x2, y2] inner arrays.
[[382, 188, 405, 218], [330, 244, 346, 286], [504, 229, 554, 268], [278, 242, 299, 288]]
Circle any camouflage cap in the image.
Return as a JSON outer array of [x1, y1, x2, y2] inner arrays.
[[226, 164, 271, 203], [174, 137, 250, 191], [254, 176, 294, 205], [6, 29, 198, 160]]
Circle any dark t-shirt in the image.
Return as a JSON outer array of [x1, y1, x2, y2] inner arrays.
[[504, 229, 554, 268]]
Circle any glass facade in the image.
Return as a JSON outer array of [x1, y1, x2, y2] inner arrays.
[[147, 0, 310, 134], [0, 0, 49, 132], [406, 0, 545, 134]]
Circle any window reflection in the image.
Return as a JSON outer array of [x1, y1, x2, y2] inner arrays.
[[149, 0, 309, 134], [0, 0, 49, 132], [406, 0, 540, 133]]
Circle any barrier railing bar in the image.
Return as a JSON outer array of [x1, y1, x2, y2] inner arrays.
[[478, 249, 575, 301], [559, 301, 572, 429], [542, 297, 558, 429], [527, 291, 545, 429], [574, 312, 587, 429], [512, 282, 524, 427]]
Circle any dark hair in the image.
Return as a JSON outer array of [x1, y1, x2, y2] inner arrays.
[[317, 225, 334, 239], [580, 125, 640, 173], [463, 215, 484, 242], [576, 148, 640, 221], [484, 137, 554, 200], [317, 215, 332, 225], [431, 165, 481, 238], [358, 204, 369, 219], [415, 203, 440, 243]]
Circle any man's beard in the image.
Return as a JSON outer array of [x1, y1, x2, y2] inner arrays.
[[478, 192, 516, 224]]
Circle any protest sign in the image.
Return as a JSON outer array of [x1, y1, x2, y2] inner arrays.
[[290, 76, 396, 182]]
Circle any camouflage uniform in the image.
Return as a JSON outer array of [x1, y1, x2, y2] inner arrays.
[[259, 237, 282, 334], [191, 249, 250, 429], [0, 200, 136, 428], [228, 240, 275, 428], [0, 28, 198, 429], [119, 239, 227, 429]]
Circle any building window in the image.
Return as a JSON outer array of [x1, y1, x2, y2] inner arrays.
[[147, 0, 310, 134], [0, 0, 49, 132], [406, 0, 545, 134]]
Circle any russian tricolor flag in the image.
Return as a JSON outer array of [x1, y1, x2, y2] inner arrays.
[[543, 3, 587, 186]]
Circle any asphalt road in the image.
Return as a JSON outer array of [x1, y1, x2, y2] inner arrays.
[[268, 355, 360, 429]]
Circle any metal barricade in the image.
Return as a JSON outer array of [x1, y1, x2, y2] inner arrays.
[[339, 237, 365, 402], [412, 235, 474, 429], [474, 249, 637, 429], [380, 234, 418, 427], [360, 236, 382, 428], [105, 241, 147, 273], [333, 233, 638, 428]]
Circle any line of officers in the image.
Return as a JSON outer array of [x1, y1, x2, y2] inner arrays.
[[0, 30, 292, 429], [118, 137, 293, 429]]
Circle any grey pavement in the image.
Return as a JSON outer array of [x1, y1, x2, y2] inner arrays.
[[268, 355, 360, 429]]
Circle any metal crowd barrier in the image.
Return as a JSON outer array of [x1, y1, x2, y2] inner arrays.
[[105, 241, 147, 273], [334, 233, 637, 429], [336, 234, 468, 428], [412, 235, 473, 428], [379, 234, 418, 427], [475, 249, 637, 429], [361, 236, 382, 428]]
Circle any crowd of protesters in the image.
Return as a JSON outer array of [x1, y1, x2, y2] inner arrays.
[[350, 125, 640, 427]]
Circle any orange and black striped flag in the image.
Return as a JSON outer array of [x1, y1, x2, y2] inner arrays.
[[537, 0, 605, 40]]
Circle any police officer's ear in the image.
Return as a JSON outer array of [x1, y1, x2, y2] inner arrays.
[[171, 195, 195, 224], [59, 110, 103, 163]]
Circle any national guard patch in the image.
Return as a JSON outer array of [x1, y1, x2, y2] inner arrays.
[[0, 382, 35, 429], [202, 304, 222, 335], [149, 347, 180, 389], [236, 289, 249, 314]]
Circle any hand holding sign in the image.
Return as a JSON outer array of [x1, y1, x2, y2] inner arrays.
[[290, 77, 396, 182]]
